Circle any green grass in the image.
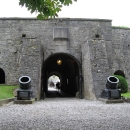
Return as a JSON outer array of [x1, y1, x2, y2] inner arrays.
[[113, 26, 130, 28], [0, 85, 18, 100], [121, 92, 130, 98]]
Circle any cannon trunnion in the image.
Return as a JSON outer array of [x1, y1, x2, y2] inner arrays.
[[17, 76, 33, 100], [101, 76, 121, 99]]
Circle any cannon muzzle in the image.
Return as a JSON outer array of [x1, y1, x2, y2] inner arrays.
[[19, 76, 31, 90], [106, 76, 119, 89], [17, 76, 33, 100]]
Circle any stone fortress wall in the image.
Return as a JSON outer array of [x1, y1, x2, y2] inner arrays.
[[0, 18, 129, 100]]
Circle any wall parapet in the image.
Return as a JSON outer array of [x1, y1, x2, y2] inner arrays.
[[0, 17, 112, 22], [112, 26, 130, 30]]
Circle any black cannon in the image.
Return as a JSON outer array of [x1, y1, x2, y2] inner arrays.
[[17, 76, 33, 100], [106, 76, 119, 89], [101, 76, 121, 99]]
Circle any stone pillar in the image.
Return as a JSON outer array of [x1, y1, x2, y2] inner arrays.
[[89, 39, 110, 97], [82, 42, 96, 100], [82, 39, 110, 99], [19, 37, 42, 100]]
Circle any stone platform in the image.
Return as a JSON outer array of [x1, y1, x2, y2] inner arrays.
[[98, 98, 124, 104], [14, 98, 35, 104], [0, 98, 16, 106]]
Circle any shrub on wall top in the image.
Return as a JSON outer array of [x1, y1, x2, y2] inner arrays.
[[113, 75, 128, 93]]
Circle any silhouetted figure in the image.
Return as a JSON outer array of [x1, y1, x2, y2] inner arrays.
[[50, 81, 54, 87], [56, 82, 61, 92]]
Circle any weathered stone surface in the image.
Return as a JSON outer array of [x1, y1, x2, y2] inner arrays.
[[53, 27, 69, 40], [0, 18, 129, 100], [112, 27, 130, 86]]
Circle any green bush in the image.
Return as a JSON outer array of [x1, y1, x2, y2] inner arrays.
[[114, 75, 128, 93]]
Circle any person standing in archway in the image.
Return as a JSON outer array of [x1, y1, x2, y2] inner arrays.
[[56, 82, 61, 92]]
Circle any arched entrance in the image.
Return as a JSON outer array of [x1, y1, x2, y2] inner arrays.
[[47, 73, 62, 97], [114, 70, 125, 78], [41, 53, 82, 98], [0, 68, 5, 84]]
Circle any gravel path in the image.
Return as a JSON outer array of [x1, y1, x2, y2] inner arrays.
[[0, 98, 130, 130]]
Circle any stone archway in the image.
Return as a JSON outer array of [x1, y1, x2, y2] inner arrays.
[[0, 68, 5, 84], [114, 70, 125, 78], [41, 53, 82, 99]]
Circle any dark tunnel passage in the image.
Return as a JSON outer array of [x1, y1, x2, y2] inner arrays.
[[41, 53, 82, 98], [0, 68, 5, 84]]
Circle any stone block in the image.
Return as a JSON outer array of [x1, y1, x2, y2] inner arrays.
[[0, 98, 16, 106], [124, 98, 130, 103], [53, 27, 69, 40], [98, 98, 124, 104], [14, 98, 35, 104]]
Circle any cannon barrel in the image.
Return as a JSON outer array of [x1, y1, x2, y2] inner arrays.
[[19, 76, 31, 90], [106, 76, 119, 89], [100, 76, 121, 99], [17, 76, 33, 100]]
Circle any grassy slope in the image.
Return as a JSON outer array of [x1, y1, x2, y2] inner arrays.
[[0, 85, 18, 100]]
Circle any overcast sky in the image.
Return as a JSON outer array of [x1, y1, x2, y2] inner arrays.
[[0, 0, 130, 27]]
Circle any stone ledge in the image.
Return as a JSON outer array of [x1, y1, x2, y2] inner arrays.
[[0, 98, 16, 106], [123, 98, 130, 103], [112, 26, 130, 30], [98, 98, 124, 104], [14, 99, 35, 104], [0, 17, 112, 22]]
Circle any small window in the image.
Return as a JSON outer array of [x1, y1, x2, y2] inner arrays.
[[95, 34, 100, 38], [22, 34, 26, 37]]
